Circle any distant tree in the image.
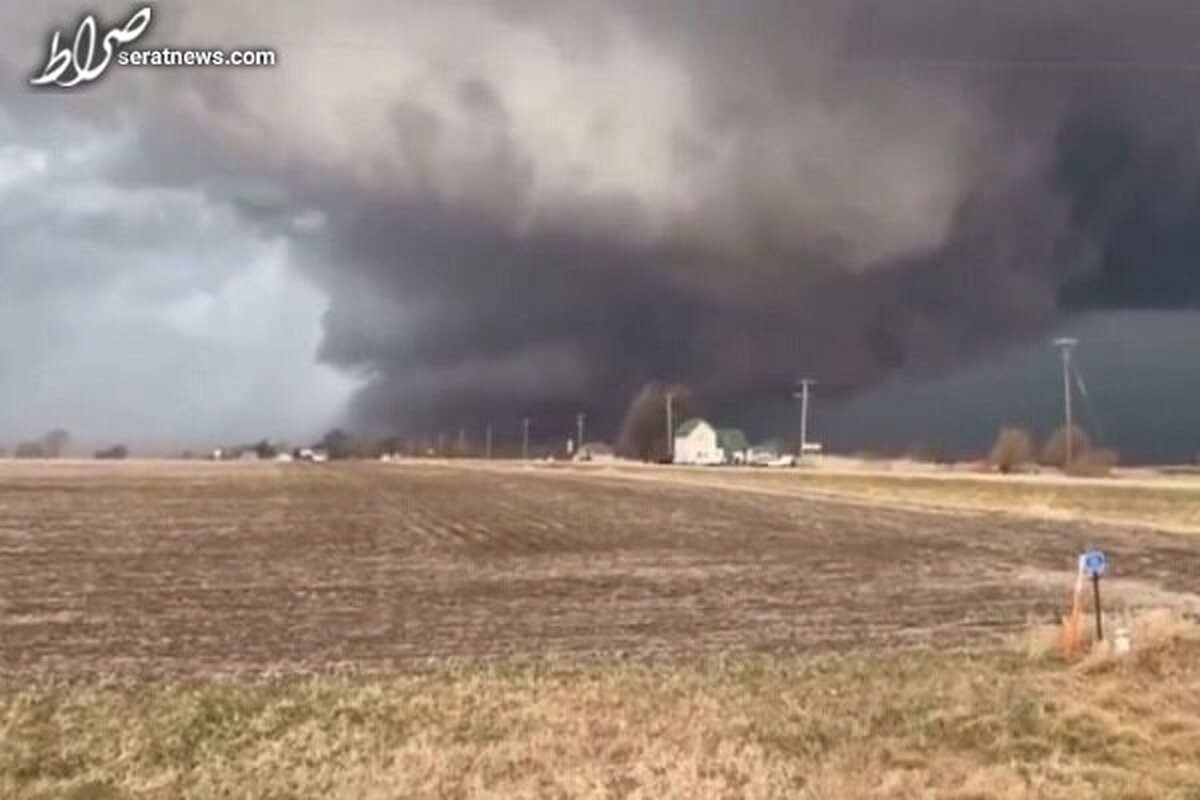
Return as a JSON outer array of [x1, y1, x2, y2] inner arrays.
[[95, 445, 128, 460], [318, 428, 356, 460], [1041, 425, 1092, 468], [41, 429, 70, 459], [1065, 447, 1119, 477], [252, 439, 277, 459], [376, 436, 403, 457], [989, 427, 1034, 474], [15, 442, 45, 459], [617, 382, 695, 462], [904, 442, 940, 463]]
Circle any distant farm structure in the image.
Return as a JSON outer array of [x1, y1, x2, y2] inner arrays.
[[673, 418, 749, 465], [573, 442, 617, 463]]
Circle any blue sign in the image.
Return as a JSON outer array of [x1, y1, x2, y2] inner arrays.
[[1079, 549, 1107, 578]]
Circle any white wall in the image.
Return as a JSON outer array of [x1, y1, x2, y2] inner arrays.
[[673, 421, 724, 465]]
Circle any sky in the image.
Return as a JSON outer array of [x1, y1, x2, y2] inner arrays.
[[1, 1, 1199, 460]]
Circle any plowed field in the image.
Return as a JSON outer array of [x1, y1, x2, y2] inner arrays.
[[1, 461, 1197, 675]]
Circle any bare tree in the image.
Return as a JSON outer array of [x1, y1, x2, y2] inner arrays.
[[15, 442, 45, 459], [1041, 425, 1091, 468], [989, 427, 1034, 474], [617, 382, 694, 462], [41, 429, 70, 459], [1065, 447, 1119, 477], [318, 428, 357, 460], [252, 439, 278, 459]]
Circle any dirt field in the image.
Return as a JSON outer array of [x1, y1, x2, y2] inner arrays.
[[2, 460, 1198, 677]]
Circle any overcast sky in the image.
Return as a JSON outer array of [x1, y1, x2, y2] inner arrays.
[[2, 2, 1200, 459]]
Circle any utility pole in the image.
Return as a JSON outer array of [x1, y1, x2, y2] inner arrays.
[[793, 378, 817, 457], [576, 412, 586, 452], [1054, 338, 1078, 468], [485, 423, 493, 460], [522, 417, 530, 461], [665, 392, 675, 462]]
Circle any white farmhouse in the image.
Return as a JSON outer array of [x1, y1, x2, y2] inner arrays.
[[673, 418, 750, 465]]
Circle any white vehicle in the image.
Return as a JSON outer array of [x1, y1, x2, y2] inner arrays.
[[768, 454, 797, 468], [747, 450, 776, 467]]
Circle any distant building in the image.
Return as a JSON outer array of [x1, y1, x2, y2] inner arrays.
[[574, 442, 617, 462], [297, 448, 329, 463], [673, 418, 749, 465]]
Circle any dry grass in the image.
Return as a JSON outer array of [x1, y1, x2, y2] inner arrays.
[[562, 463, 1200, 533], [779, 470, 1200, 532], [1, 463, 1199, 797], [1020, 606, 1199, 659], [4, 631, 1200, 799]]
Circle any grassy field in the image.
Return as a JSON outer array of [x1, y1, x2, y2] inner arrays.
[[782, 469, 1200, 533], [547, 461, 1200, 533], [4, 629, 1199, 799], [2, 460, 1199, 798]]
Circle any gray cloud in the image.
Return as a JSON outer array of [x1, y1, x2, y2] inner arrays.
[[4, 1, 1200, 454]]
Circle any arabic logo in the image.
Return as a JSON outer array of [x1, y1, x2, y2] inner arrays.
[[30, 6, 152, 88]]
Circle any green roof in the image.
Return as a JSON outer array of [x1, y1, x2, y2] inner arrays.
[[716, 428, 749, 452]]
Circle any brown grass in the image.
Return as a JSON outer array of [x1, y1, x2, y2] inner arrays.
[[1, 464, 1199, 797], [3, 631, 1200, 799], [564, 463, 1200, 533]]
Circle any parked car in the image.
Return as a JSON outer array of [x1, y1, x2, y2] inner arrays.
[[747, 450, 776, 467]]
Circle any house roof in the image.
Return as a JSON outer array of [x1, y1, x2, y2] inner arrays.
[[675, 417, 709, 437], [716, 428, 749, 452], [676, 418, 749, 452]]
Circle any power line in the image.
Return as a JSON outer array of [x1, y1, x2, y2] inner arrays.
[[1071, 361, 1108, 446], [839, 55, 1200, 74], [263, 38, 1200, 74]]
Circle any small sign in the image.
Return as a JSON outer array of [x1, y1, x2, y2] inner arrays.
[[1079, 549, 1107, 578]]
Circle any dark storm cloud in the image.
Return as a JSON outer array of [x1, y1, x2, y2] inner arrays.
[[6, 0, 1200, 447], [258, 0, 1082, 435]]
